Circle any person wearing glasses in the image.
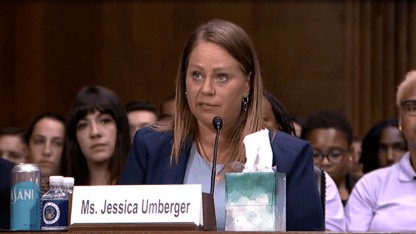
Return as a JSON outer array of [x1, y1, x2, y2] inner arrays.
[[301, 110, 354, 205], [345, 71, 416, 232]]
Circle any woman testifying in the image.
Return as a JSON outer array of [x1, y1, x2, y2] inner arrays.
[[119, 19, 324, 231]]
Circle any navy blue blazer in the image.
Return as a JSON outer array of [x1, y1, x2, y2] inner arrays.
[[119, 128, 324, 231], [0, 158, 15, 230]]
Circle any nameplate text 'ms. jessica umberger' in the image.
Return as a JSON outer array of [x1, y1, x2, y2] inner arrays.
[[70, 185, 203, 226]]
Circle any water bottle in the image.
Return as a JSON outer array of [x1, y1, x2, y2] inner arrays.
[[63, 177, 74, 195], [41, 176, 68, 230]]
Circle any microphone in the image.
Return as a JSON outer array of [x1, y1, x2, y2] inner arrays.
[[210, 116, 223, 194], [212, 116, 223, 130]]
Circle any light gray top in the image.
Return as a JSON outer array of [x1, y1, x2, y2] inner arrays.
[[183, 143, 225, 231]]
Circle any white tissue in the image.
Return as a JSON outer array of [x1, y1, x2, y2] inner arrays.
[[243, 129, 273, 172]]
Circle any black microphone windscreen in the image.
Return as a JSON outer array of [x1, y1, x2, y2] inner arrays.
[[212, 116, 223, 130]]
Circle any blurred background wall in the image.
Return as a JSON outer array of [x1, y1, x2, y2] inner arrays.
[[1, 1, 415, 136]]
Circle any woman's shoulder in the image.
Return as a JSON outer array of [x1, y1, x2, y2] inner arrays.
[[135, 127, 172, 139], [132, 127, 173, 148], [270, 131, 311, 151], [269, 131, 313, 171]]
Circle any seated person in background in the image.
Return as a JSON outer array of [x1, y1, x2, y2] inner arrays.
[[262, 92, 296, 135], [0, 157, 14, 230], [0, 127, 28, 164], [119, 19, 324, 231], [291, 115, 305, 137], [125, 100, 158, 143], [25, 113, 65, 194], [61, 86, 131, 185], [348, 136, 364, 181], [263, 92, 346, 231], [159, 93, 175, 119], [346, 70, 416, 232], [360, 118, 407, 174], [301, 110, 354, 205]]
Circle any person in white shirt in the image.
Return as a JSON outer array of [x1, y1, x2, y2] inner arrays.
[[345, 70, 416, 232]]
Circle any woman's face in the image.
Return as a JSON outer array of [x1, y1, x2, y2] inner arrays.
[[185, 41, 250, 132], [306, 128, 350, 184], [76, 109, 117, 165], [377, 126, 407, 167], [29, 118, 65, 177], [262, 96, 280, 131]]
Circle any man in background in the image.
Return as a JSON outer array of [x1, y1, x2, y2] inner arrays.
[[0, 127, 28, 164], [159, 93, 175, 119], [125, 100, 158, 143]]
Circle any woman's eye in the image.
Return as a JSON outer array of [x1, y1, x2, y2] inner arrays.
[[101, 118, 113, 124], [76, 123, 87, 130], [53, 141, 64, 147], [216, 73, 228, 82], [33, 139, 44, 145], [329, 151, 343, 157], [192, 71, 203, 80], [378, 145, 387, 152], [394, 143, 407, 151]]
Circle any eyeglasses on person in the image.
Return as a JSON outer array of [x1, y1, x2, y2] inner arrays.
[[313, 150, 345, 163], [401, 99, 416, 116]]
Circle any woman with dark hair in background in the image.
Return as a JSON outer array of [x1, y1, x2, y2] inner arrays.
[[61, 86, 130, 185], [25, 112, 66, 194], [120, 19, 323, 231], [360, 118, 407, 173], [262, 92, 296, 136]]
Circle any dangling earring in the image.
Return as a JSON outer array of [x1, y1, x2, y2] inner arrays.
[[242, 96, 249, 111], [399, 125, 402, 131]]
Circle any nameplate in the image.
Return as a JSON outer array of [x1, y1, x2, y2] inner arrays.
[[70, 185, 203, 226]]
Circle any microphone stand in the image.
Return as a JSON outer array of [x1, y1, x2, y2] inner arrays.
[[210, 116, 222, 195], [200, 116, 222, 231], [210, 125, 220, 194]]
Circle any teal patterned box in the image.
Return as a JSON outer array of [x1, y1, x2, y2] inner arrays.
[[225, 172, 286, 231]]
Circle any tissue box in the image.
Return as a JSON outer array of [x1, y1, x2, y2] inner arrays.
[[225, 172, 286, 231]]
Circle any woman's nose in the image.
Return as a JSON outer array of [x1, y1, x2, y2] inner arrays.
[[42, 143, 51, 156], [320, 156, 331, 165], [386, 147, 394, 163], [200, 77, 215, 95], [90, 122, 101, 138]]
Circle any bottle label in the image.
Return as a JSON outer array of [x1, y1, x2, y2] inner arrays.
[[42, 199, 68, 227], [10, 181, 41, 230]]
